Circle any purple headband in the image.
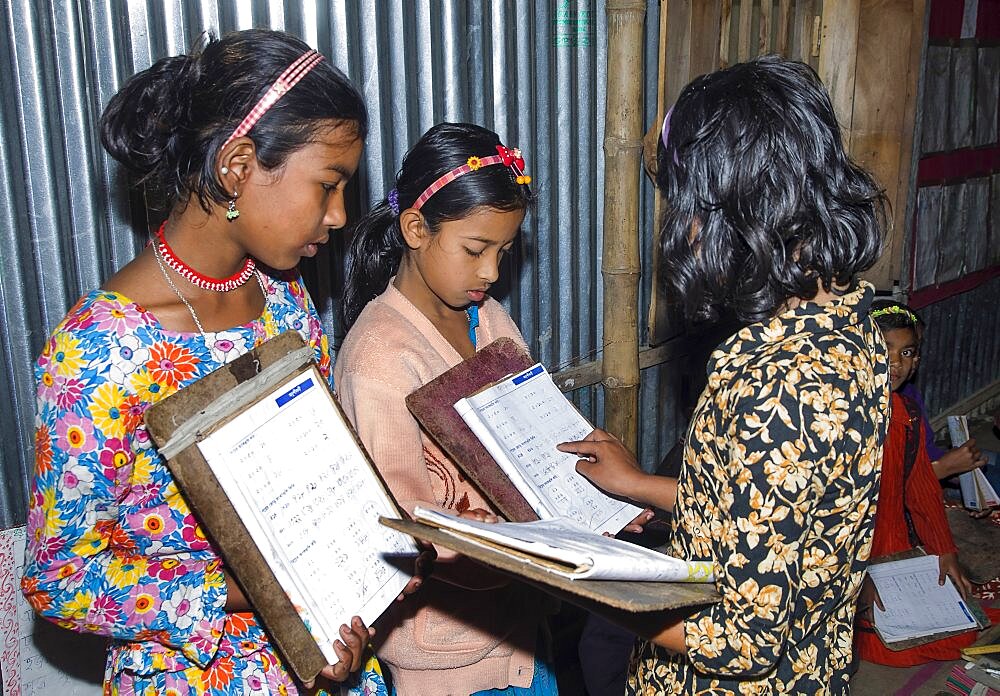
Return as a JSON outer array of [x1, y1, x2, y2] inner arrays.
[[660, 106, 674, 149]]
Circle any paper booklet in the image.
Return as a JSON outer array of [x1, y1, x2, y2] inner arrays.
[[411, 507, 713, 582], [948, 415, 1000, 511], [380, 514, 719, 616], [867, 550, 988, 650], [144, 332, 417, 683], [452, 361, 645, 535]]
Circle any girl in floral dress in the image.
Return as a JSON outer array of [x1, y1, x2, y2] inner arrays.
[[23, 29, 387, 696], [560, 56, 891, 695]]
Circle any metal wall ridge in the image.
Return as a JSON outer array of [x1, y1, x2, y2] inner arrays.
[[0, 1, 668, 528]]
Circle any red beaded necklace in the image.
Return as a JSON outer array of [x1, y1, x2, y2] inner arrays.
[[154, 222, 256, 292]]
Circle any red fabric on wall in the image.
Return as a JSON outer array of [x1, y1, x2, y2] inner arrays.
[[917, 145, 1000, 185], [928, 0, 965, 38], [977, 0, 1000, 38]]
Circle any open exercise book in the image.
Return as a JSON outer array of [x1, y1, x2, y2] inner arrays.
[[411, 507, 713, 581], [948, 415, 1000, 511], [144, 332, 417, 683], [380, 511, 719, 614], [867, 550, 988, 650], [407, 338, 643, 535]]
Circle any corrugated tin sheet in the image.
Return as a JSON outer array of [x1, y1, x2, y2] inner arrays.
[[913, 276, 1000, 420], [0, 0, 668, 527]]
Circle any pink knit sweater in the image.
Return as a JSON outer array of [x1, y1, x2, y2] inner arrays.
[[334, 283, 541, 696]]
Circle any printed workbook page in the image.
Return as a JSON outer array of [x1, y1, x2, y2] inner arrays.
[[868, 553, 978, 642], [414, 507, 714, 582], [454, 363, 643, 535], [197, 367, 415, 663]]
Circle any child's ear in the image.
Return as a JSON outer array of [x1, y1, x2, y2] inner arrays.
[[399, 209, 430, 250], [216, 137, 257, 190]]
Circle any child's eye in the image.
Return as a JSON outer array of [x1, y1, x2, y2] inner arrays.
[[321, 182, 339, 193]]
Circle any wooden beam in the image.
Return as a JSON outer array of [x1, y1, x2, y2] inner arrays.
[[649, 0, 723, 345], [737, 0, 753, 61], [776, 0, 791, 56], [719, 0, 732, 68], [553, 341, 688, 393], [929, 379, 1000, 432], [759, 0, 773, 55], [603, 0, 646, 451], [855, 0, 927, 289], [818, 0, 862, 149]]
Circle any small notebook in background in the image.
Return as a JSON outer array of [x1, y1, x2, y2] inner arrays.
[[948, 415, 1000, 511], [867, 549, 988, 650], [453, 362, 644, 535], [145, 332, 417, 683]]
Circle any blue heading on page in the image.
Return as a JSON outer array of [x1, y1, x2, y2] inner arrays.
[[275, 377, 314, 407]]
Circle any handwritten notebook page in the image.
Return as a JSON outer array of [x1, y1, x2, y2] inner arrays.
[[413, 507, 714, 582], [454, 364, 643, 535], [868, 554, 978, 642], [197, 367, 415, 664]]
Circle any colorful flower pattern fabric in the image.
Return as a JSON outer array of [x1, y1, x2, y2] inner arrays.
[[627, 283, 891, 695], [22, 273, 377, 695]]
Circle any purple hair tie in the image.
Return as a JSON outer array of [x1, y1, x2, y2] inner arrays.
[[660, 106, 674, 148], [387, 188, 400, 215]]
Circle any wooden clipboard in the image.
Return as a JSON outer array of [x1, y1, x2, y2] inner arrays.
[[144, 332, 410, 683], [405, 337, 540, 522], [380, 516, 719, 613], [867, 548, 990, 651]]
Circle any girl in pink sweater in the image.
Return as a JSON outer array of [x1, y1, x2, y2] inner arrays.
[[334, 123, 556, 696]]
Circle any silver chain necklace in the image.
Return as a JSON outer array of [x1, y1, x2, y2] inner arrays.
[[152, 241, 267, 360]]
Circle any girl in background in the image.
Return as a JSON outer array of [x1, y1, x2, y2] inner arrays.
[[24, 29, 382, 695], [855, 300, 994, 666], [335, 123, 557, 696]]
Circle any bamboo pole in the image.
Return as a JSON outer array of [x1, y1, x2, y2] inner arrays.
[[603, 0, 645, 452]]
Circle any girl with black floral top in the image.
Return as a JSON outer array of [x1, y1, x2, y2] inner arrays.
[[560, 56, 890, 695]]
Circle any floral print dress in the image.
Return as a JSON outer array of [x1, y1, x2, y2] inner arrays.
[[22, 273, 385, 696], [627, 283, 891, 695]]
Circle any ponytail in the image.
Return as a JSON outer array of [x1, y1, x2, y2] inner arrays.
[[100, 54, 201, 207], [342, 201, 406, 329], [98, 29, 367, 213]]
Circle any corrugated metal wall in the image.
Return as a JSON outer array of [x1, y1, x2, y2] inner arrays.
[[0, 0, 668, 528], [913, 276, 1000, 419], [904, 0, 999, 424]]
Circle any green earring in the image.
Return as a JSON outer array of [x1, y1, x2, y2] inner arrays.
[[226, 191, 240, 221]]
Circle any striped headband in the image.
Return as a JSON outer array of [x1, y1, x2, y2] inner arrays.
[[221, 49, 324, 151], [412, 145, 531, 211]]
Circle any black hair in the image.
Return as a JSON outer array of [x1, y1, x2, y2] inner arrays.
[[870, 298, 923, 339], [100, 29, 368, 212], [656, 55, 887, 324], [342, 122, 533, 329]]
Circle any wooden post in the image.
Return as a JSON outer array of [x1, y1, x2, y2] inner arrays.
[[851, 0, 927, 288], [603, 0, 645, 451], [648, 0, 723, 346], [818, 0, 862, 150]]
